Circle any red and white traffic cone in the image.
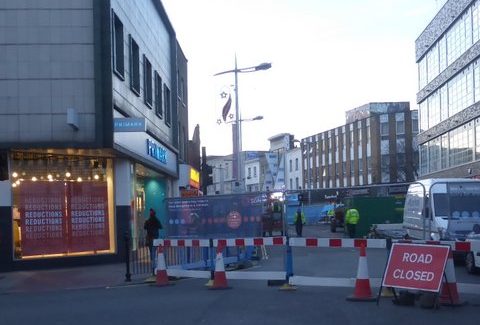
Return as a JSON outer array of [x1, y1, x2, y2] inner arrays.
[[440, 250, 464, 306], [347, 245, 376, 302], [155, 245, 172, 287], [209, 244, 231, 290]]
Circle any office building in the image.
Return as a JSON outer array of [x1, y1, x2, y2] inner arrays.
[[301, 102, 418, 189], [416, 0, 480, 178]]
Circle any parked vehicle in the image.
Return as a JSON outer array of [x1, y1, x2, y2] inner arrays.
[[329, 204, 345, 233], [262, 197, 284, 236], [465, 226, 480, 274], [402, 178, 480, 241]]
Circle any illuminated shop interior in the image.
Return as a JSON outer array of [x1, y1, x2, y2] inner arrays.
[[10, 151, 115, 260]]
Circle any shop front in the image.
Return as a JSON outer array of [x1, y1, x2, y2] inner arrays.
[[113, 119, 178, 250], [0, 151, 118, 271]]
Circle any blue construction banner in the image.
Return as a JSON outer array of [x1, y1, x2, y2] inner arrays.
[[165, 193, 265, 238]]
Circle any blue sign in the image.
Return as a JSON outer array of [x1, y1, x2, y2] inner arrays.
[[165, 194, 264, 238], [113, 118, 146, 132], [147, 139, 167, 164]]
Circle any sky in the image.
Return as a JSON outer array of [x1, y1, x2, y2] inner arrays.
[[161, 0, 448, 156]]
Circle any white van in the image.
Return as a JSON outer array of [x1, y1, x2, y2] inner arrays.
[[403, 178, 480, 241]]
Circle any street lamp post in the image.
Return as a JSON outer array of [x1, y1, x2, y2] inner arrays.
[[214, 57, 271, 191]]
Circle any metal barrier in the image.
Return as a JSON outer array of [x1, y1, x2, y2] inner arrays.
[[125, 234, 257, 281], [129, 234, 480, 295], [153, 237, 287, 281]]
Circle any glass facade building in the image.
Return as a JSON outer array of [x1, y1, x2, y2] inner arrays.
[[416, 0, 480, 178]]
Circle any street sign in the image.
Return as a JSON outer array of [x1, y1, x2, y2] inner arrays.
[[382, 243, 450, 292]]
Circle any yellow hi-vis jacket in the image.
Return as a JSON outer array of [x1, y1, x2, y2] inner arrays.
[[294, 211, 306, 225], [345, 208, 360, 225]]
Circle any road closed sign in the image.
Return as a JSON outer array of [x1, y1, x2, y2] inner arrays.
[[382, 243, 450, 292]]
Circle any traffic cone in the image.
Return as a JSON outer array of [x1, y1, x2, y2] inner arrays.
[[439, 250, 464, 306], [209, 244, 231, 290], [347, 245, 376, 302], [155, 245, 172, 287]]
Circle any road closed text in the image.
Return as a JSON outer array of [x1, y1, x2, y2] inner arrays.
[[392, 253, 435, 281], [392, 269, 435, 281], [383, 244, 450, 292]]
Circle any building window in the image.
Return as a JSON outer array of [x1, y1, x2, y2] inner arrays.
[[381, 155, 390, 183], [295, 158, 299, 171], [476, 118, 480, 160], [154, 72, 163, 118], [412, 111, 419, 134], [248, 167, 251, 178], [449, 123, 474, 167], [380, 122, 389, 136], [295, 177, 299, 189], [143, 55, 152, 108], [179, 76, 186, 103], [396, 113, 405, 134], [381, 139, 389, 155], [164, 85, 171, 126], [112, 12, 124, 78], [419, 144, 428, 176], [129, 36, 140, 95], [428, 137, 440, 173], [289, 159, 292, 172], [253, 166, 257, 177]]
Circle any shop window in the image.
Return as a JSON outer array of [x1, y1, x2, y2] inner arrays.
[[10, 153, 115, 260]]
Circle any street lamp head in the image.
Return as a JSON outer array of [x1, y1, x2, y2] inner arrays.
[[255, 62, 272, 71], [252, 115, 263, 121]]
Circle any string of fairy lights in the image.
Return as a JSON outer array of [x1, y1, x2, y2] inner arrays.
[[10, 152, 108, 188]]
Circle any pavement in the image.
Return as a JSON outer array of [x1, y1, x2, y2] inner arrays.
[[0, 263, 147, 294]]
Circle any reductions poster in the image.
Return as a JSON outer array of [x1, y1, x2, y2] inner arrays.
[[166, 193, 264, 238], [67, 182, 110, 252], [19, 182, 67, 256]]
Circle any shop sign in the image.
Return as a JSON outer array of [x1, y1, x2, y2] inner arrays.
[[382, 243, 450, 292], [114, 131, 177, 175], [147, 139, 167, 164], [189, 168, 200, 188], [181, 188, 200, 197], [113, 118, 146, 132]]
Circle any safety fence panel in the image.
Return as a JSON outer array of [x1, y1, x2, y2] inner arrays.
[[392, 239, 478, 252], [130, 233, 480, 293], [289, 237, 386, 248], [153, 236, 287, 281]]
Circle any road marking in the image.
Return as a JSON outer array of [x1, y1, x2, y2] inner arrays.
[[289, 276, 480, 294]]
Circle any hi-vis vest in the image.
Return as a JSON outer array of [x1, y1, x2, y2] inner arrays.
[[345, 208, 360, 225]]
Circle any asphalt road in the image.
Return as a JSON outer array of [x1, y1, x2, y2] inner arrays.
[[1, 223, 479, 325], [1, 278, 479, 325]]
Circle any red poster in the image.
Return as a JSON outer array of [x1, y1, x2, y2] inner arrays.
[[67, 182, 110, 252], [382, 243, 450, 292], [19, 182, 68, 256]]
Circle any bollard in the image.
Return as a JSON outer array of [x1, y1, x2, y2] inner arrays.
[[280, 235, 296, 291], [124, 231, 132, 282], [205, 238, 214, 287]]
